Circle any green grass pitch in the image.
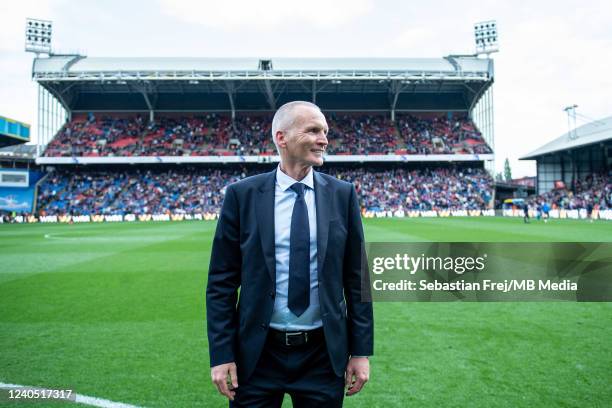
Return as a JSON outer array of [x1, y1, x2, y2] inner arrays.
[[0, 217, 611, 407]]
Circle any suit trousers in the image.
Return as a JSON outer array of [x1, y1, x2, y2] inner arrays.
[[230, 330, 345, 408]]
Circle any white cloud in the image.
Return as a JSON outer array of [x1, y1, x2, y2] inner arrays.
[[392, 27, 437, 52], [157, 0, 373, 30]]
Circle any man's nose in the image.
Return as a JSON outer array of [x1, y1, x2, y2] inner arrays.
[[317, 132, 328, 146]]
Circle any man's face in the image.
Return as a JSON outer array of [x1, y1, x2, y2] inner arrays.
[[277, 106, 329, 167]]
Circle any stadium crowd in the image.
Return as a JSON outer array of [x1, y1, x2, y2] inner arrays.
[[36, 166, 494, 216], [332, 167, 492, 211], [36, 168, 243, 216], [397, 115, 493, 155], [43, 113, 492, 157], [528, 172, 611, 210]]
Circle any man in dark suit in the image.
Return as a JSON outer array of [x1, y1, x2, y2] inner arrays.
[[207, 101, 373, 407]]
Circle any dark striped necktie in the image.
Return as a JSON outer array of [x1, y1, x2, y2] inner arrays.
[[288, 182, 310, 317]]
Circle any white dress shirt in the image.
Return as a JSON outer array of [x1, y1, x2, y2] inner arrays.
[[269, 166, 322, 331]]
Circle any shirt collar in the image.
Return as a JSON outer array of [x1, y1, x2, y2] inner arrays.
[[276, 165, 314, 192]]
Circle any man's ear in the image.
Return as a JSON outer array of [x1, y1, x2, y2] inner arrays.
[[275, 130, 286, 148]]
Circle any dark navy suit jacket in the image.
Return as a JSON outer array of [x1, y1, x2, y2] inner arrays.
[[206, 168, 374, 381]]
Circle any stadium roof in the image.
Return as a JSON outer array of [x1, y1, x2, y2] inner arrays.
[[0, 115, 30, 147], [33, 56, 492, 80], [32, 55, 494, 112], [0, 144, 37, 161], [521, 115, 612, 159]]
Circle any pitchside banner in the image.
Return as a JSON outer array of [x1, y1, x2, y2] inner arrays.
[[365, 243, 612, 301]]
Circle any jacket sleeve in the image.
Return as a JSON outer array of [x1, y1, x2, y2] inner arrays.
[[343, 184, 374, 357], [206, 184, 241, 367]]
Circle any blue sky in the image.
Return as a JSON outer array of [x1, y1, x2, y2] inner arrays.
[[1, 0, 611, 177]]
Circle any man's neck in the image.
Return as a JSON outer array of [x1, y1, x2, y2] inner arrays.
[[279, 162, 311, 181]]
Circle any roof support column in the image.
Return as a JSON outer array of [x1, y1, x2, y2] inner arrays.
[[37, 84, 42, 157], [389, 81, 405, 122], [560, 153, 566, 188], [262, 75, 276, 111], [229, 93, 236, 121], [134, 82, 156, 122], [140, 92, 154, 122], [228, 89, 236, 121], [571, 150, 577, 191], [222, 81, 236, 122], [45, 83, 74, 122], [312, 80, 317, 104]]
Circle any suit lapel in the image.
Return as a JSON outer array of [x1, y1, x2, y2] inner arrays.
[[255, 169, 277, 283], [256, 169, 332, 284], [314, 171, 332, 278]]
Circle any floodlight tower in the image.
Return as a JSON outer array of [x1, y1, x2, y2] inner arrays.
[[25, 18, 53, 56], [474, 20, 499, 56], [25, 18, 67, 158], [471, 20, 499, 176], [563, 104, 579, 140]]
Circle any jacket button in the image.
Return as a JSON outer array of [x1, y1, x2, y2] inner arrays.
[[269, 291, 275, 299], [260, 323, 267, 330]]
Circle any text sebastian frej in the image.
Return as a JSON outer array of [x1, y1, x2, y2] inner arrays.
[[371, 253, 577, 292]]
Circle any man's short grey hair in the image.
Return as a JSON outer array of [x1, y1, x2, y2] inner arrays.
[[271, 101, 321, 150]]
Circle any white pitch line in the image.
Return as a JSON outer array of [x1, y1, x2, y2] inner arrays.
[[43, 233, 169, 242], [0, 382, 144, 408]]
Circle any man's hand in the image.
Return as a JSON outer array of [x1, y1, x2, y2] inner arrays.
[[211, 362, 239, 401], [345, 357, 369, 396]]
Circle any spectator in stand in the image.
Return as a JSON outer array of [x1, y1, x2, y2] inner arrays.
[[333, 167, 492, 211], [36, 166, 494, 216], [44, 113, 493, 157], [396, 114, 492, 155], [527, 172, 611, 213]]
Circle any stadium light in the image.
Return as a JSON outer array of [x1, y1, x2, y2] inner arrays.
[[563, 104, 579, 140], [474, 20, 499, 55], [25, 18, 53, 55]]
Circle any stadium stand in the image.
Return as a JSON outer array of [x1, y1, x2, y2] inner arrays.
[[24, 56, 504, 222], [332, 166, 492, 211], [517, 114, 611, 216], [42, 114, 273, 157], [36, 168, 241, 216], [396, 114, 492, 155], [326, 113, 401, 155], [529, 172, 611, 210], [42, 113, 492, 157], [36, 166, 493, 216]]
